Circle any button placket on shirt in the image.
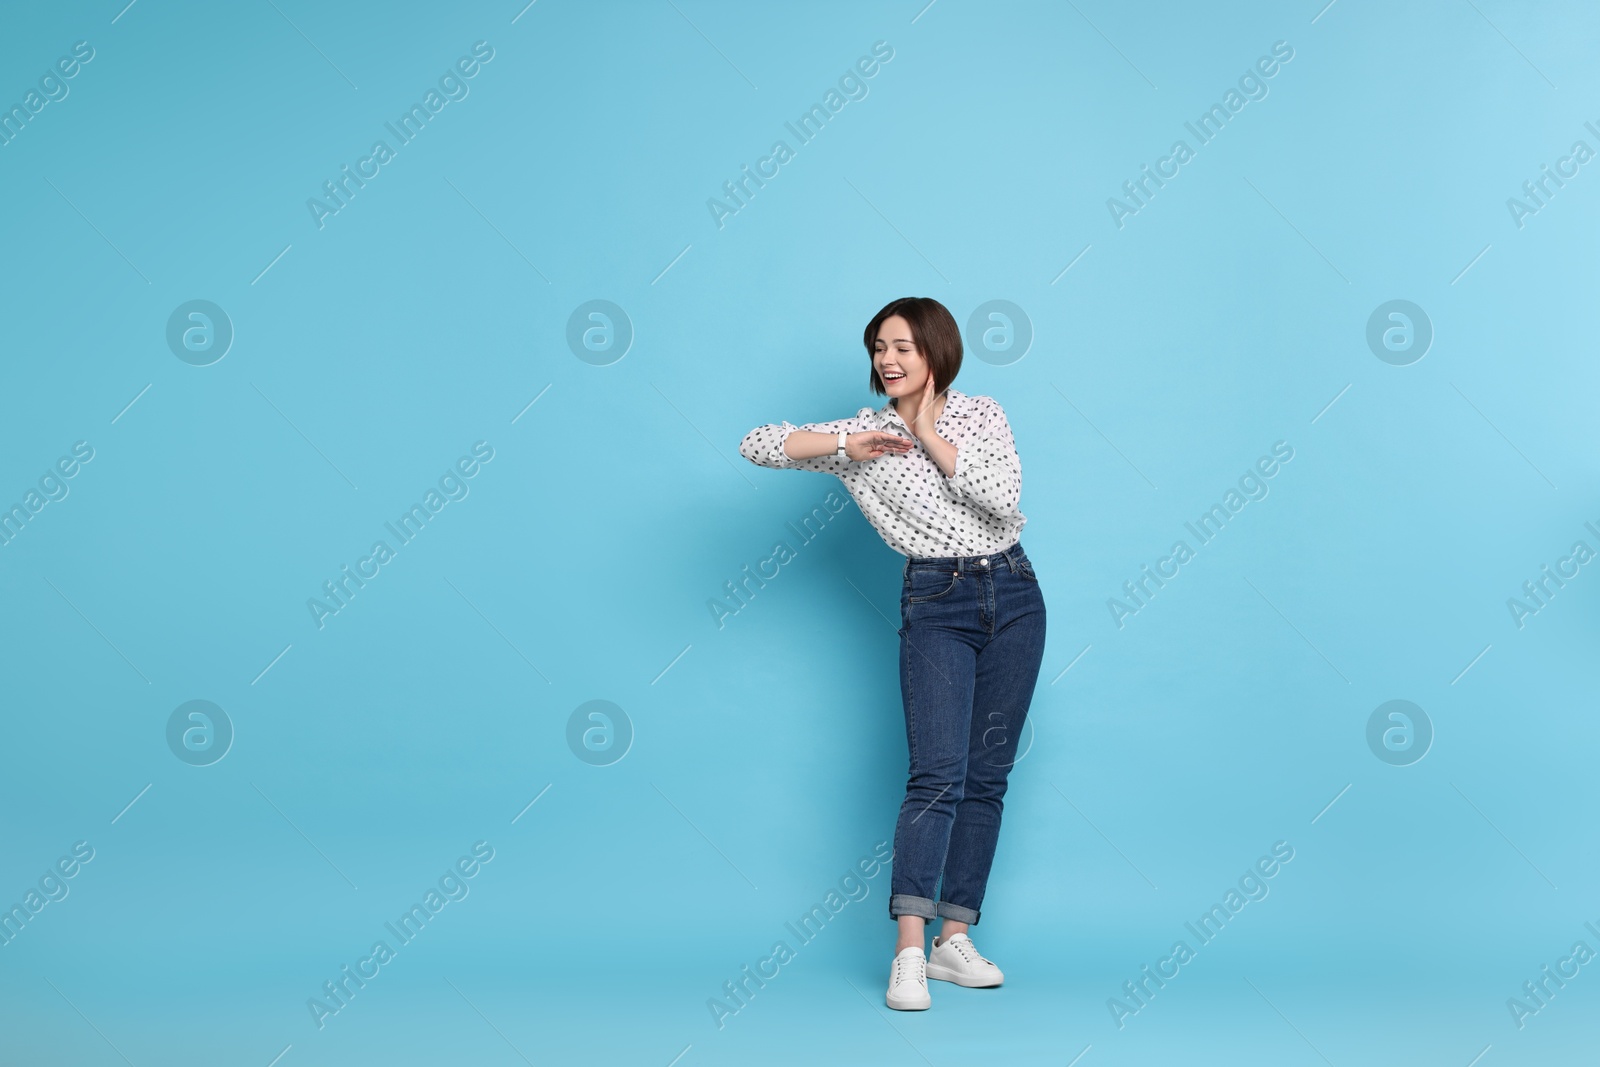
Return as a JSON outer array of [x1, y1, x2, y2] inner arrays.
[[861, 390, 1006, 557], [884, 402, 955, 520]]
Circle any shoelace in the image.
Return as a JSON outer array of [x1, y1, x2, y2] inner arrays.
[[949, 938, 988, 965], [892, 954, 925, 987]]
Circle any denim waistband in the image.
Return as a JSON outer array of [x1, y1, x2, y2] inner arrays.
[[906, 541, 1027, 573]]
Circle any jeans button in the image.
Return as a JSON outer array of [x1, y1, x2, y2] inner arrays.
[[979, 558, 988, 566]]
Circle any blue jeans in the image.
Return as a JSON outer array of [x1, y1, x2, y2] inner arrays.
[[889, 540, 1046, 926]]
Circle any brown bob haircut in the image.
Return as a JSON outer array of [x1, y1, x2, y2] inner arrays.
[[863, 296, 963, 397]]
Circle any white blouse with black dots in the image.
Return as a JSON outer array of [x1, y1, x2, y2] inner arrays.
[[738, 387, 1027, 558]]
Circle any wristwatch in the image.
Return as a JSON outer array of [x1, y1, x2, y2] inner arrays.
[[835, 430, 848, 458]]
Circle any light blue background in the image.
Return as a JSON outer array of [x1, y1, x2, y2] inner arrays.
[[1, 1, 1597, 1064]]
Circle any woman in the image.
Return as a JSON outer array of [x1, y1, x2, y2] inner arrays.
[[738, 296, 1046, 1011]]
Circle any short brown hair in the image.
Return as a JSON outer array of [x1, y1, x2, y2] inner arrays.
[[863, 296, 963, 397]]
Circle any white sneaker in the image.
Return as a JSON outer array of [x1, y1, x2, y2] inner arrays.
[[885, 945, 931, 1010], [926, 932, 1004, 987]]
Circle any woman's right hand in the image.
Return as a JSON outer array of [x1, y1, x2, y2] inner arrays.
[[847, 431, 914, 462]]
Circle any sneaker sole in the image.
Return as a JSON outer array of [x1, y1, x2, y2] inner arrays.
[[925, 963, 1003, 988], [885, 991, 931, 1010]]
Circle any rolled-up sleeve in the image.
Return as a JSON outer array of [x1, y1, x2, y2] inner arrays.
[[739, 412, 865, 475], [942, 398, 1022, 520]]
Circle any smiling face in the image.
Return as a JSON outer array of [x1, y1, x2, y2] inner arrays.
[[873, 314, 932, 403], [863, 298, 962, 423]]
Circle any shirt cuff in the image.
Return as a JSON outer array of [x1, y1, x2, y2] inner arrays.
[[773, 422, 804, 467], [944, 444, 967, 489]]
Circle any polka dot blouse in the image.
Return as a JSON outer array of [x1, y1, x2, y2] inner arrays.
[[738, 387, 1027, 558]]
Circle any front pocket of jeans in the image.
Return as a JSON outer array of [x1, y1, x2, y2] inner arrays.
[[907, 570, 959, 602]]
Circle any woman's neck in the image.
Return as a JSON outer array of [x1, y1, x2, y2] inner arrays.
[[895, 389, 946, 424]]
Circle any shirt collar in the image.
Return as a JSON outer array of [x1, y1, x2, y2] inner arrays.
[[873, 387, 975, 432]]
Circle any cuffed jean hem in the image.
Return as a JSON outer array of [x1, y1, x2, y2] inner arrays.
[[890, 895, 982, 924], [889, 893, 937, 921], [936, 901, 980, 925]]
